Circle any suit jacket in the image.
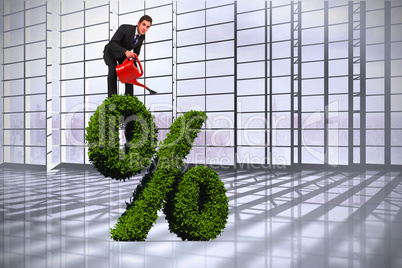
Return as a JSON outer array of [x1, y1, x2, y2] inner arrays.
[[103, 24, 145, 65]]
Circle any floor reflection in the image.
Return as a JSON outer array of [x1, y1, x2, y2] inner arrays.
[[1, 167, 401, 268]]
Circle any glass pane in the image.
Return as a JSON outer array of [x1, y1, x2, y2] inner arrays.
[[147, 5, 172, 24], [366, 147, 384, 164], [273, 129, 291, 146], [62, 29, 84, 47], [26, 95, 46, 111], [302, 96, 324, 112], [62, 146, 85, 163], [62, 11, 84, 31], [366, 130, 384, 146], [177, 10, 205, 30], [238, 62, 265, 79], [206, 23, 234, 42], [4, 146, 24, 163], [26, 112, 46, 128], [302, 10, 324, 28], [272, 5, 291, 24], [302, 146, 325, 164], [391, 147, 402, 165], [273, 59, 291, 76], [62, 96, 84, 113], [26, 24, 46, 43], [4, 29, 24, 47], [85, 59, 106, 77], [177, 28, 205, 46], [4, 62, 24, 80], [206, 76, 234, 94], [62, 45, 84, 63], [237, 147, 265, 164], [237, 28, 265, 46], [85, 23, 109, 43], [272, 24, 291, 42], [26, 130, 46, 146], [177, 96, 205, 112], [206, 59, 234, 77], [238, 96, 265, 112], [146, 41, 172, 60], [62, 79, 84, 96], [4, 96, 24, 113], [207, 112, 234, 129], [238, 129, 264, 146], [26, 59, 46, 77], [238, 79, 265, 96], [272, 94, 291, 111], [329, 6, 348, 24], [177, 45, 205, 63], [178, 62, 205, 79], [206, 94, 234, 111], [62, 62, 84, 80], [206, 147, 234, 165], [4, 80, 24, 96], [4, 46, 24, 64], [4, 130, 24, 145], [4, 113, 24, 128], [272, 77, 291, 94], [206, 129, 234, 146], [28, 147, 46, 165], [238, 44, 265, 62], [146, 23, 173, 43], [302, 61, 324, 78], [207, 41, 234, 60], [237, 10, 265, 30], [146, 59, 172, 76], [85, 5, 108, 26], [237, 113, 266, 129], [4, 12, 24, 31], [26, 6, 46, 25], [26, 41, 46, 61], [206, 5, 234, 25], [178, 79, 205, 95], [302, 27, 324, 45], [273, 147, 291, 165]]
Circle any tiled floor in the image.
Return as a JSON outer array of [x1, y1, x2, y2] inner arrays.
[[1, 167, 402, 268]]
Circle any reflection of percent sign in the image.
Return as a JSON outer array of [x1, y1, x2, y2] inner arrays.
[[85, 95, 229, 241]]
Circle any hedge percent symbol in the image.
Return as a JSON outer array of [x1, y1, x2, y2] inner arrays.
[[85, 95, 229, 241]]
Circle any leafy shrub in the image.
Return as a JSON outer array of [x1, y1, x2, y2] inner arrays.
[[110, 110, 209, 241], [163, 165, 229, 241], [85, 95, 158, 181]]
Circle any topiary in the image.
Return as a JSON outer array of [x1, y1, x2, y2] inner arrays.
[[85, 95, 158, 181], [110, 110, 210, 241], [85, 98, 229, 241], [163, 165, 229, 241]]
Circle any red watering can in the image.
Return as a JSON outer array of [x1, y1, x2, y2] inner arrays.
[[116, 54, 157, 94]]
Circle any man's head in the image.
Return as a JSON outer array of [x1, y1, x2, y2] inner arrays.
[[137, 15, 152, 35]]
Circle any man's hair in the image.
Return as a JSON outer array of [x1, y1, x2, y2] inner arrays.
[[139, 15, 152, 25]]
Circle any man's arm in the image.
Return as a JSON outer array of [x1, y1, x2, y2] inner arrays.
[[108, 25, 130, 59]]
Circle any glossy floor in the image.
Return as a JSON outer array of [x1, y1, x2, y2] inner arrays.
[[1, 167, 401, 268]]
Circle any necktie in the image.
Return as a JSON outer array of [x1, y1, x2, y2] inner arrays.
[[132, 35, 139, 48]]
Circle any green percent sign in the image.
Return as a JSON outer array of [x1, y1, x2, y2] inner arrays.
[[85, 95, 229, 241]]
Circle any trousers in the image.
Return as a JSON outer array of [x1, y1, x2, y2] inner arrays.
[[107, 61, 133, 98]]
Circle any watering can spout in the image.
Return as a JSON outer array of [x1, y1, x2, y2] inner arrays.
[[116, 54, 158, 94], [129, 79, 158, 95]]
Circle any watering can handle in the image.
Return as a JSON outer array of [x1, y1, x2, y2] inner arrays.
[[131, 54, 143, 77]]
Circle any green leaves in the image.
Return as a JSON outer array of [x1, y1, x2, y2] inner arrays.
[[86, 97, 228, 241], [163, 165, 229, 241], [85, 95, 158, 181]]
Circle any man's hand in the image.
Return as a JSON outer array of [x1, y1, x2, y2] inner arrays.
[[125, 51, 137, 59]]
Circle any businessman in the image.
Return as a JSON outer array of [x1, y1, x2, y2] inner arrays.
[[103, 15, 152, 98]]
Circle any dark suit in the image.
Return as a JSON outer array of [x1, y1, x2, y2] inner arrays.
[[103, 24, 145, 97]]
